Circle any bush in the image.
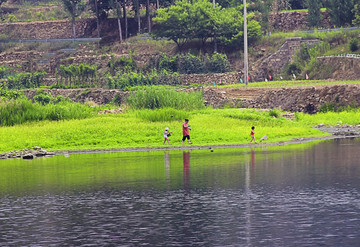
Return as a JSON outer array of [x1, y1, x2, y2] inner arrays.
[[107, 70, 179, 90], [33, 90, 72, 105], [0, 66, 10, 79], [178, 53, 205, 74], [108, 55, 137, 74], [151, 52, 231, 74], [6, 72, 47, 89], [269, 108, 281, 118], [57, 64, 97, 87], [285, 62, 302, 76], [349, 38, 359, 52], [158, 54, 179, 72], [205, 53, 231, 73]]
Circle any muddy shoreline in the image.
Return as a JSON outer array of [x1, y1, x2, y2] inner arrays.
[[55, 133, 360, 156]]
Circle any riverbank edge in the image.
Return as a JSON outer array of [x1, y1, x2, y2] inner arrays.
[[55, 133, 360, 156]]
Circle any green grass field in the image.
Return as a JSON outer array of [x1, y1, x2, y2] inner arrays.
[[220, 80, 360, 88], [2, 107, 358, 153]]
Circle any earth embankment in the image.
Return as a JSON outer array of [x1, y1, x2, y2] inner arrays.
[[23, 83, 360, 113]]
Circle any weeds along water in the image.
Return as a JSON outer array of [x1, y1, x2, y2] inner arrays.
[[1, 85, 360, 152], [0, 107, 331, 152]]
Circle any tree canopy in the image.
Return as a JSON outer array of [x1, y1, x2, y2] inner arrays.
[[153, 0, 261, 49]]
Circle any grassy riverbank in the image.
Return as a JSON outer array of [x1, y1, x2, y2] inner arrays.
[[2, 107, 360, 152]]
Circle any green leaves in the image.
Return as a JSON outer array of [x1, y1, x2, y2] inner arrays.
[[153, 0, 261, 49], [6, 72, 47, 90]]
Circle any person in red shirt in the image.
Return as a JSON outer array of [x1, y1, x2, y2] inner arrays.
[[182, 119, 192, 145], [250, 126, 257, 144]]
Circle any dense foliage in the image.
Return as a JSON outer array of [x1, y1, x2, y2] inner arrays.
[[57, 64, 97, 86], [151, 52, 231, 74], [153, 0, 261, 49], [107, 70, 179, 89], [306, 0, 322, 27], [7, 72, 47, 89]]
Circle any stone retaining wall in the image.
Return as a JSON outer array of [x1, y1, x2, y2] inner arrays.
[[236, 85, 360, 113], [0, 19, 94, 39], [179, 72, 243, 85], [269, 11, 331, 32], [254, 37, 318, 81]]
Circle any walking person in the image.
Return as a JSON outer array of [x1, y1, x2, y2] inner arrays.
[[163, 127, 172, 145], [250, 126, 257, 144], [182, 119, 192, 145]]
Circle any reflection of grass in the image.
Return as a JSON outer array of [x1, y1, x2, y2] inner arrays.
[[0, 142, 319, 195]]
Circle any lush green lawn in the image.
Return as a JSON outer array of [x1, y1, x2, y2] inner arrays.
[[220, 80, 360, 88], [2, 107, 353, 153]]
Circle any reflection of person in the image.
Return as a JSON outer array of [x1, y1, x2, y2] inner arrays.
[[182, 119, 192, 145], [163, 127, 172, 145], [183, 151, 190, 191], [250, 126, 257, 144]]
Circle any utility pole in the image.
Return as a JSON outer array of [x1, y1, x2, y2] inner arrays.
[[213, 0, 217, 52], [243, 0, 248, 85]]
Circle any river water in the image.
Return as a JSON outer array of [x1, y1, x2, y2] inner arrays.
[[0, 139, 359, 246]]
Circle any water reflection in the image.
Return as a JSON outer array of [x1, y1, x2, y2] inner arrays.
[[183, 151, 191, 191], [0, 139, 359, 246]]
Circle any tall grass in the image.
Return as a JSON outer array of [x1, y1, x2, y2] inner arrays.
[[133, 108, 189, 122], [0, 98, 96, 126], [127, 86, 205, 110]]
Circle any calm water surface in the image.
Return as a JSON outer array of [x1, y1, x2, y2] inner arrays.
[[0, 139, 359, 246]]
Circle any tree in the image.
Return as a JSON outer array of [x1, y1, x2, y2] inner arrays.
[[353, 1, 360, 26], [153, 0, 261, 49], [216, 6, 261, 47], [61, 0, 87, 38], [306, 0, 322, 27], [0, 0, 8, 19], [108, 0, 123, 42], [289, 0, 306, 9], [153, 0, 193, 48], [271, 0, 291, 12], [326, 0, 355, 26]]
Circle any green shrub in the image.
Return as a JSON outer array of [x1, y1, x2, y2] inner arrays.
[[111, 94, 123, 106], [285, 62, 302, 76], [150, 52, 231, 74], [107, 70, 179, 90], [349, 38, 359, 52], [205, 53, 231, 73], [6, 72, 47, 89], [0, 66, 10, 79], [158, 54, 179, 72], [33, 90, 72, 105], [108, 55, 137, 74], [178, 53, 205, 74], [57, 64, 97, 87], [269, 108, 281, 118]]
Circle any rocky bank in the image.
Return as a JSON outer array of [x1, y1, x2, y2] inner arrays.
[[23, 83, 360, 114]]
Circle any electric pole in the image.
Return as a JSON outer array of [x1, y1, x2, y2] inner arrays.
[[243, 0, 248, 85]]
